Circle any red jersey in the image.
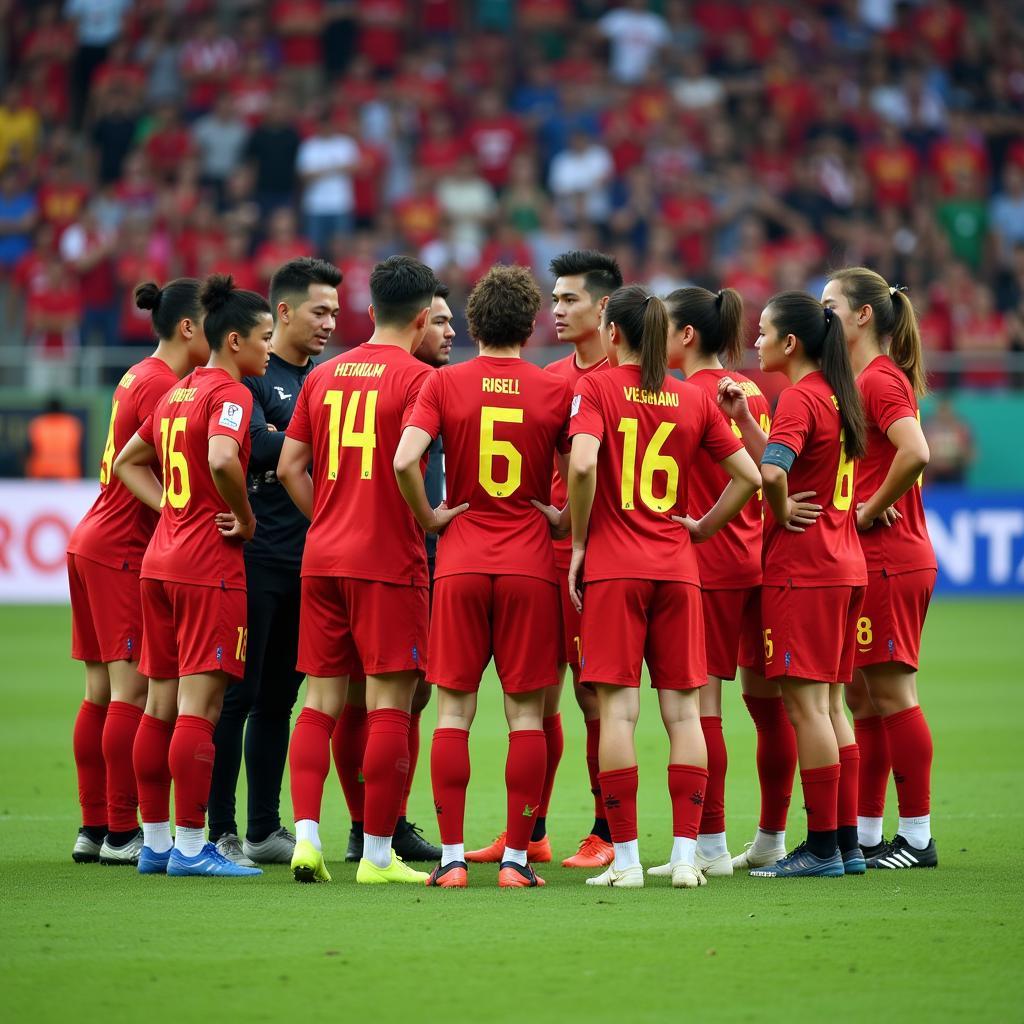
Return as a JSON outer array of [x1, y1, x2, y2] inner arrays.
[[139, 367, 253, 590], [763, 371, 867, 587], [855, 356, 936, 575], [569, 364, 742, 584], [407, 356, 573, 583], [286, 342, 432, 585], [67, 357, 179, 571], [545, 351, 608, 568], [686, 368, 771, 589]]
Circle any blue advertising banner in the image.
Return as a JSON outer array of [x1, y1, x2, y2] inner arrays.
[[924, 489, 1024, 595]]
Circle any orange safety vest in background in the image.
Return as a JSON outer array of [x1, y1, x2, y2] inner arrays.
[[26, 412, 83, 479]]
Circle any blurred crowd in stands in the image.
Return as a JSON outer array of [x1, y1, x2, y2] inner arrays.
[[1, 0, 1024, 389]]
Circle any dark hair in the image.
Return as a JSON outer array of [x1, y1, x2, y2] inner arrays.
[[269, 257, 342, 312], [665, 286, 745, 367], [765, 290, 867, 459], [434, 282, 450, 300], [605, 285, 669, 394], [466, 265, 541, 348], [369, 255, 439, 328], [549, 249, 623, 300], [199, 274, 272, 351], [134, 278, 202, 341], [829, 266, 926, 397]]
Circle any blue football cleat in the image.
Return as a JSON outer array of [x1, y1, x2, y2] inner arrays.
[[750, 842, 845, 878], [167, 842, 262, 877], [842, 847, 867, 875], [138, 845, 173, 875]]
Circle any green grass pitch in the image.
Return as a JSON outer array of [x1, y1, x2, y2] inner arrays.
[[1, 600, 1021, 1023]]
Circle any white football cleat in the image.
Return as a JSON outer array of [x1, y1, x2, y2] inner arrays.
[[215, 834, 258, 868], [585, 864, 645, 888], [99, 830, 143, 866], [732, 837, 787, 870], [695, 849, 734, 877], [671, 862, 708, 889], [646, 861, 672, 877]]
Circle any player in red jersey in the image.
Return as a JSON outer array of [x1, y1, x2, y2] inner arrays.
[[823, 268, 938, 869], [279, 255, 448, 886], [721, 290, 868, 878], [394, 265, 574, 889], [66, 279, 209, 866], [644, 285, 797, 878], [114, 275, 272, 878], [568, 286, 761, 889], [463, 250, 624, 870]]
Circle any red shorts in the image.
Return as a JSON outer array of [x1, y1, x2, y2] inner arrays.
[[702, 586, 765, 680], [298, 576, 428, 678], [855, 569, 935, 671], [139, 578, 247, 680], [580, 579, 706, 690], [428, 574, 560, 693], [761, 584, 866, 684], [557, 563, 582, 668], [68, 553, 143, 664]]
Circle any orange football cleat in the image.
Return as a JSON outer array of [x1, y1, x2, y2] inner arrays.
[[498, 862, 545, 888], [466, 832, 552, 863], [562, 834, 615, 868], [425, 861, 468, 888]]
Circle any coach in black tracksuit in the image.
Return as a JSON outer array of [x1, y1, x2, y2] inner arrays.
[[207, 258, 343, 865]]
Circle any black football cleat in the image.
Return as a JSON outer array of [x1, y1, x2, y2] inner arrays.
[[345, 822, 364, 863], [867, 834, 938, 869], [393, 818, 442, 863]]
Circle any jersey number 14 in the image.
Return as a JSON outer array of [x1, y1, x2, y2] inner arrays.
[[323, 390, 378, 481]]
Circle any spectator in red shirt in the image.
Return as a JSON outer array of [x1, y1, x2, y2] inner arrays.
[[864, 121, 920, 210], [59, 205, 118, 347], [180, 15, 240, 116], [357, 0, 406, 74], [37, 156, 90, 240], [143, 103, 198, 184], [254, 207, 312, 289], [930, 112, 991, 198], [466, 90, 528, 190]]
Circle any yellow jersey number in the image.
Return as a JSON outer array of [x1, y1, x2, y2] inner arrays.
[[833, 428, 855, 511], [158, 416, 191, 509], [324, 390, 378, 481], [617, 418, 678, 513], [99, 399, 120, 486], [479, 406, 523, 497]]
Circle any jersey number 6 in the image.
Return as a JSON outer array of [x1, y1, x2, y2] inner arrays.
[[479, 406, 523, 498]]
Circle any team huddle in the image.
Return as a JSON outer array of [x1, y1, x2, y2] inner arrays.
[[66, 248, 938, 888]]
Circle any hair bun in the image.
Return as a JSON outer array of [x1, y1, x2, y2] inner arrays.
[[200, 273, 236, 313], [134, 281, 162, 311]]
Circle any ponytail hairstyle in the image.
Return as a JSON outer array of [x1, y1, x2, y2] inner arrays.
[[766, 290, 867, 459], [604, 284, 669, 393], [134, 278, 202, 341], [829, 266, 926, 397], [664, 286, 745, 367], [199, 274, 272, 351]]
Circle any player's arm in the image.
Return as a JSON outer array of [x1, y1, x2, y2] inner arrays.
[[567, 433, 600, 612], [674, 448, 761, 542], [760, 445, 822, 534], [209, 435, 256, 541], [113, 431, 163, 512], [393, 425, 468, 533], [276, 436, 314, 520], [247, 383, 283, 472], [856, 416, 929, 531], [531, 450, 572, 538], [718, 377, 768, 461]]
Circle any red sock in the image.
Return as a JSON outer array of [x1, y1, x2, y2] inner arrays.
[[331, 704, 367, 822], [538, 713, 564, 818], [363, 708, 411, 837], [168, 715, 216, 829], [800, 763, 841, 833], [598, 765, 639, 844], [743, 694, 797, 832], [102, 701, 143, 832], [585, 717, 604, 820], [883, 705, 933, 817], [73, 700, 107, 828], [430, 728, 470, 846], [291, 707, 336, 823], [505, 729, 546, 851], [398, 712, 421, 818], [838, 743, 860, 829], [133, 713, 173, 824], [698, 716, 726, 835], [854, 715, 890, 818], [668, 763, 710, 839]]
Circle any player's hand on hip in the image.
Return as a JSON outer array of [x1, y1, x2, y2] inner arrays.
[[531, 499, 569, 540], [429, 500, 469, 534], [216, 511, 257, 541], [856, 501, 901, 531], [785, 491, 822, 533], [672, 513, 710, 543], [568, 546, 585, 614]]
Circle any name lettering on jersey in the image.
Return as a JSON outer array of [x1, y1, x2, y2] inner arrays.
[[622, 386, 679, 407], [334, 362, 386, 378], [735, 380, 763, 398], [481, 378, 521, 395], [169, 387, 198, 403], [830, 394, 840, 410], [118, 371, 137, 389]]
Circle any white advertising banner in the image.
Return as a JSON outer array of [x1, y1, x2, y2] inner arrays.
[[0, 480, 99, 603]]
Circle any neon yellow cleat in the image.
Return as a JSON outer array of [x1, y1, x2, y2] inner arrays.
[[291, 839, 331, 883], [356, 851, 430, 885]]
